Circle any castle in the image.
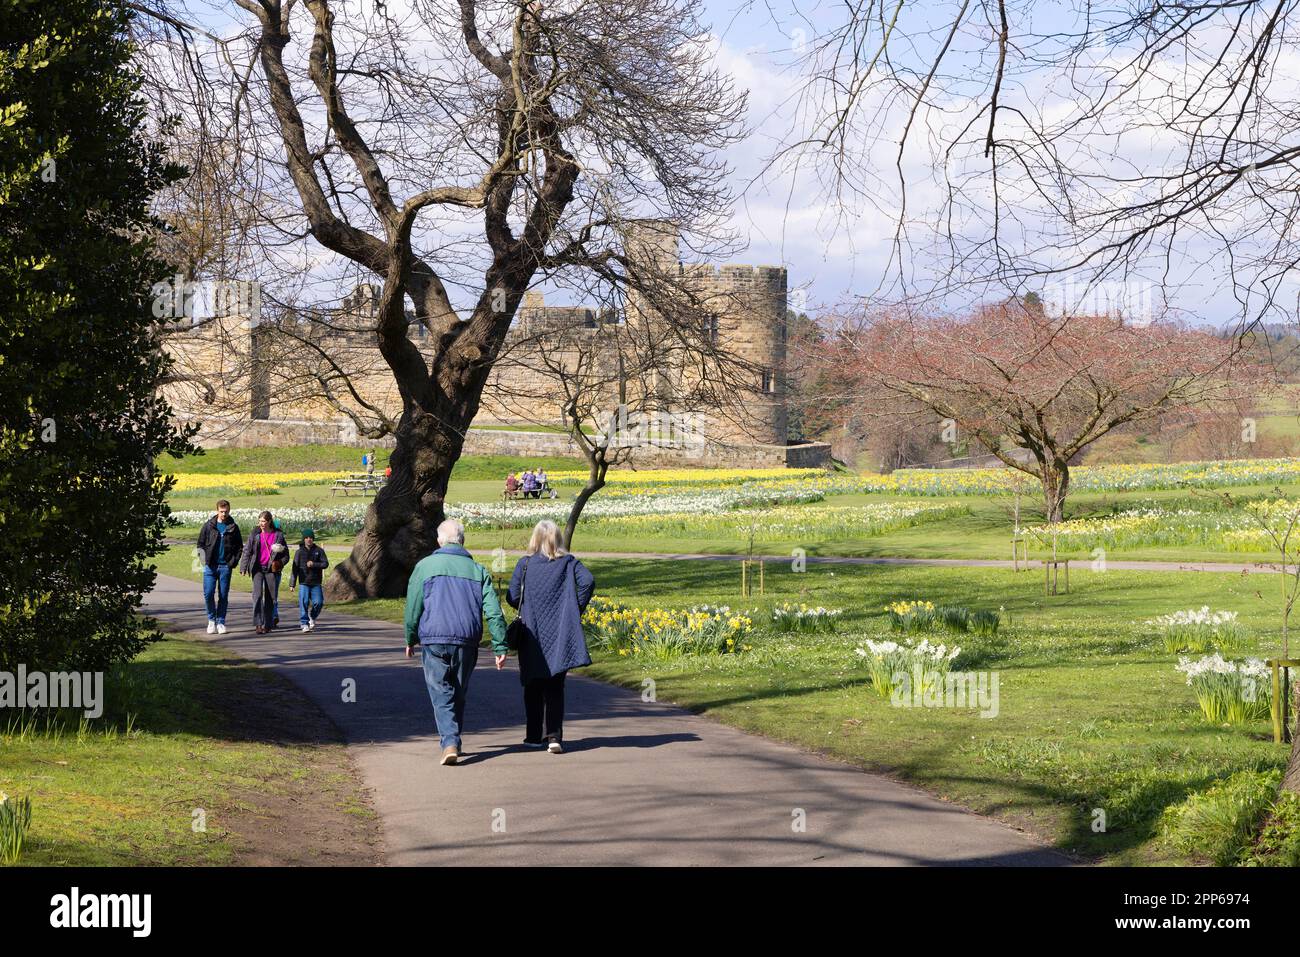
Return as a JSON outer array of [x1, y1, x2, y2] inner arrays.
[[163, 224, 831, 468]]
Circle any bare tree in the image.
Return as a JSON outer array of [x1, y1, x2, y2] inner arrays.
[[488, 261, 761, 548], [771, 1, 1300, 329], [132, 0, 746, 598], [819, 301, 1261, 522]]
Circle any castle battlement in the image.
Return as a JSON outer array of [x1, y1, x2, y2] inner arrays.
[[678, 262, 787, 285]]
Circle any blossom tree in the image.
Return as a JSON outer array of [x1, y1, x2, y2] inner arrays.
[[817, 300, 1263, 523]]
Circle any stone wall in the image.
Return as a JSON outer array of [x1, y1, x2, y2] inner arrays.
[[181, 416, 832, 468]]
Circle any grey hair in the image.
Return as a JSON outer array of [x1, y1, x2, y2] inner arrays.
[[437, 518, 465, 546], [525, 519, 567, 560]]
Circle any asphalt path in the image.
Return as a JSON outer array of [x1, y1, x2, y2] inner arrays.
[[145, 573, 1069, 866]]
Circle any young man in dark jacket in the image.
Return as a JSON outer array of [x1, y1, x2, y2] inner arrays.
[[196, 500, 242, 635], [290, 528, 330, 633], [403, 519, 508, 766]]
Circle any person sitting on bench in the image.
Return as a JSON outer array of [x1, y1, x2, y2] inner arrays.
[[505, 472, 520, 499], [537, 468, 555, 499], [521, 469, 538, 499]]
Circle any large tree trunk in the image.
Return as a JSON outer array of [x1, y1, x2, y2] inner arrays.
[[1283, 682, 1300, 794], [1279, 676, 1300, 795], [1042, 461, 1069, 524], [325, 403, 469, 601], [1284, 741, 1300, 796]]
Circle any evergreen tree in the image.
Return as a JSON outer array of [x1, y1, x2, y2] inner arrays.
[[0, 0, 193, 671]]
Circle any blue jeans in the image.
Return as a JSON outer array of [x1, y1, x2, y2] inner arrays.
[[421, 644, 477, 749], [273, 570, 282, 622], [298, 584, 324, 625], [203, 564, 232, 624]]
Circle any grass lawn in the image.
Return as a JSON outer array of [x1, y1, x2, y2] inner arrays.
[[161, 447, 586, 480], [165, 475, 1300, 564], [1, 625, 380, 866], [150, 543, 1295, 864]]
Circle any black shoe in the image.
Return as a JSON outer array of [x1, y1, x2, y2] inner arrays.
[[522, 739, 546, 749]]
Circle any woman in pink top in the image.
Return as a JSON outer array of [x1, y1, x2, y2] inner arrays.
[[240, 511, 289, 633]]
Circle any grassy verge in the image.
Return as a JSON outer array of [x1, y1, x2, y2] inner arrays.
[[1, 625, 380, 866]]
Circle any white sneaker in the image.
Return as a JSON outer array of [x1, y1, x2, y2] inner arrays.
[[300, 625, 310, 633], [547, 738, 563, 754], [206, 621, 216, 634], [308, 618, 316, 631], [216, 623, 227, 635]]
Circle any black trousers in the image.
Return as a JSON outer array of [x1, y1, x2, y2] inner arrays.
[[252, 567, 278, 628], [524, 671, 567, 741]]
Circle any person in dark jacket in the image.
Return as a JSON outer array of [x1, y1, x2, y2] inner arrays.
[[403, 519, 509, 766], [240, 511, 289, 634], [290, 528, 330, 633], [507, 519, 595, 753], [196, 500, 242, 635]]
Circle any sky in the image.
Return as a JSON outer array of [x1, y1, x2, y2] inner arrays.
[[691, 0, 1300, 327], [161, 0, 1298, 328]]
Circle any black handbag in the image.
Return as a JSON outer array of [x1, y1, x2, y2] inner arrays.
[[506, 560, 527, 651]]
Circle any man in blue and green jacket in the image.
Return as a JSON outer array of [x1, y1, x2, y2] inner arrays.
[[404, 519, 509, 765]]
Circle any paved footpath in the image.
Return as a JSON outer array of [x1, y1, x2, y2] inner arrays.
[[146, 574, 1068, 866]]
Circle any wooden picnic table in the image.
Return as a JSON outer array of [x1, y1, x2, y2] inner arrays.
[[331, 473, 388, 497], [502, 482, 559, 501]]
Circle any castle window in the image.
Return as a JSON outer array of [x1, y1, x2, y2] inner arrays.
[[703, 315, 719, 343], [761, 369, 774, 393]]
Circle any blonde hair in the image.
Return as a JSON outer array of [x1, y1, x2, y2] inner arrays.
[[525, 520, 568, 560]]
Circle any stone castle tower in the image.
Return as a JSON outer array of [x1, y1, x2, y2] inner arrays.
[[478, 220, 789, 446]]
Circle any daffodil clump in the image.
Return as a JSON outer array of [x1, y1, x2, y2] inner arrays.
[[169, 471, 351, 496], [854, 639, 962, 698], [1023, 509, 1195, 550], [1016, 497, 1300, 555], [770, 603, 843, 633], [0, 791, 32, 864], [1149, 607, 1248, 655], [170, 503, 369, 536], [451, 483, 828, 530], [1222, 499, 1300, 553], [590, 501, 968, 540], [596, 456, 1300, 501], [582, 597, 754, 659], [885, 600, 999, 636], [1174, 655, 1272, 724]]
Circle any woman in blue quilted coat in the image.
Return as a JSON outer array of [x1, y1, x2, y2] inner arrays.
[[506, 520, 595, 753]]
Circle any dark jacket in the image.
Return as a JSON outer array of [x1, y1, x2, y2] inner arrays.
[[239, 527, 289, 576], [403, 545, 508, 652], [290, 543, 330, 588], [507, 553, 595, 684], [197, 515, 243, 569]]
